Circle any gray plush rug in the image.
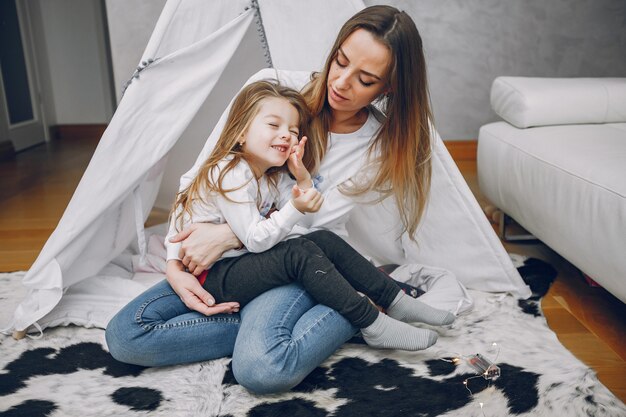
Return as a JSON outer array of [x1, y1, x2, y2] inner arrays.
[[1, 258, 624, 417]]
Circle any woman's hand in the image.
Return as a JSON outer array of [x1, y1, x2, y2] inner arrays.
[[166, 260, 239, 316], [169, 223, 241, 276], [288, 136, 312, 187]]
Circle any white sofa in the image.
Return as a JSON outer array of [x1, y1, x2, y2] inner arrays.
[[477, 77, 626, 303]]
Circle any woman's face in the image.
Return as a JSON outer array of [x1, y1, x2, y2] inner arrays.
[[327, 28, 391, 117]]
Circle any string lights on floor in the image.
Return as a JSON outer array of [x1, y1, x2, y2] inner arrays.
[[439, 342, 501, 416]]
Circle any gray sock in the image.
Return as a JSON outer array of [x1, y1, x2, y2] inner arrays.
[[361, 312, 438, 351], [386, 291, 456, 326]]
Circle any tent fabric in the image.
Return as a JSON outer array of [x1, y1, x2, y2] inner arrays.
[[259, 0, 365, 71], [141, 0, 254, 62], [10, 7, 257, 332], [7, 0, 529, 334], [347, 133, 525, 293]]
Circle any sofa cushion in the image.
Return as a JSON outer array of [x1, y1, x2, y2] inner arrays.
[[490, 77, 626, 128], [477, 121, 626, 302]]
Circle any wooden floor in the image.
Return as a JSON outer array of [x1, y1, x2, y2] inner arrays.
[[1, 137, 624, 402]]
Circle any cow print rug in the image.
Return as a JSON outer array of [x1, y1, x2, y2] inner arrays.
[[1, 257, 624, 416]]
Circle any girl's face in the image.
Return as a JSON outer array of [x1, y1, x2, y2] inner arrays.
[[242, 97, 300, 177], [327, 29, 391, 118]]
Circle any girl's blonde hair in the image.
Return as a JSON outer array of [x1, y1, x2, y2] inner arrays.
[[302, 5, 433, 238], [173, 80, 313, 230]]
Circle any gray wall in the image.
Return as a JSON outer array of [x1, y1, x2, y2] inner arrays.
[[105, 0, 626, 139], [368, 0, 626, 139], [29, 0, 114, 126]]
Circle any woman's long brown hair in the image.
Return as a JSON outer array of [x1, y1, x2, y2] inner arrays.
[[172, 80, 313, 230], [302, 5, 433, 238]]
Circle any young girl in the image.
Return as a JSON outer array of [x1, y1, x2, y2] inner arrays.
[[166, 80, 455, 352]]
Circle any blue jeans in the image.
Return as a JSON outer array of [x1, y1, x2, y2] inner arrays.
[[105, 279, 357, 393]]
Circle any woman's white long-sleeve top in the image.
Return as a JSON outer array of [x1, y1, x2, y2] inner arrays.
[[286, 109, 382, 237]]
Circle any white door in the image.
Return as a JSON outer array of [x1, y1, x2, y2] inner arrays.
[[0, 0, 47, 152]]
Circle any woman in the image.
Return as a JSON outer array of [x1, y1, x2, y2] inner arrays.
[[106, 5, 469, 393]]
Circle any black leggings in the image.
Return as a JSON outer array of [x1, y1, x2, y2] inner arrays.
[[204, 230, 401, 328]]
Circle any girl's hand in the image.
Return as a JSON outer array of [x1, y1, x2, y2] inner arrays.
[[166, 260, 240, 316], [169, 223, 241, 276], [291, 185, 323, 213], [288, 136, 311, 184]]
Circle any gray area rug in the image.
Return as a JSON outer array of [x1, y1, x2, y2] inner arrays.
[[1, 258, 624, 416]]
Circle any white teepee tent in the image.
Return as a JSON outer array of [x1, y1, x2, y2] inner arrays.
[[6, 0, 530, 336]]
